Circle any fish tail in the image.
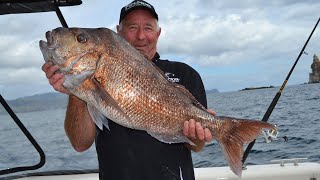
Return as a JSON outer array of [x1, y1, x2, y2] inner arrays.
[[211, 117, 276, 177]]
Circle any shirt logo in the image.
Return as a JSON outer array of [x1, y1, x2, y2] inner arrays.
[[165, 72, 180, 83]]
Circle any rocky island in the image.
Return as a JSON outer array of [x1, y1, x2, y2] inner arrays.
[[309, 54, 320, 83], [239, 86, 275, 91]]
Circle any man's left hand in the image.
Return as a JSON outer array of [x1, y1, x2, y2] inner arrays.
[[183, 109, 216, 151]]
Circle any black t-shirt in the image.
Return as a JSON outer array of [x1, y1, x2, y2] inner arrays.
[[95, 53, 207, 180]]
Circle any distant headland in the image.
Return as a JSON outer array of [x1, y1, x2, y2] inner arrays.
[[0, 93, 68, 114], [206, 89, 219, 93]]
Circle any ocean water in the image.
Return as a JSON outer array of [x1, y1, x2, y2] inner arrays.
[[193, 83, 320, 167], [0, 83, 319, 178]]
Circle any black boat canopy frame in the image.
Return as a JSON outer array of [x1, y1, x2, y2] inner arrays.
[[0, 0, 81, 176]]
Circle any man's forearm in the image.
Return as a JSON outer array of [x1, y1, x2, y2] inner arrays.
[[65, 95, 96, 152]]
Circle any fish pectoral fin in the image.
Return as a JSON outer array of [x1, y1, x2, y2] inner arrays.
[[64, 70, 95, 89], [147, 131, 194, 145], [91, 77, 132, 127], [87, 104, 109, 130]]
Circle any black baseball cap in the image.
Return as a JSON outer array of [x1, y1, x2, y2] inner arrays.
[[119, 0, 158, 23]]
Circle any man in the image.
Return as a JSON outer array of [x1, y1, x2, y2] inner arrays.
[[42, 1, 214, 179]]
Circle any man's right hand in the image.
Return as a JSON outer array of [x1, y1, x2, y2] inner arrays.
[[42, 62, 69, 94]]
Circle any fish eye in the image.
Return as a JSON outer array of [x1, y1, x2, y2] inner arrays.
[[76, 34, 87, 43]]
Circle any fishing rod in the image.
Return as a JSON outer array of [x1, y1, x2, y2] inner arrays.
[[242, 16, 320, 164]]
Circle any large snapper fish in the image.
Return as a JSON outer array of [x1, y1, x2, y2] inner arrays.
[[39, 27, 276, 177]]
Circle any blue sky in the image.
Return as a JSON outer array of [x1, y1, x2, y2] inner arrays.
[[0, 0, 320, 100]]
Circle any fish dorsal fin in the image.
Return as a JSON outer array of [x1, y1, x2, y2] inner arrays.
[[175, 84, 207, 111], [150, 61, 169, 79], [149, 60, 205, 111]]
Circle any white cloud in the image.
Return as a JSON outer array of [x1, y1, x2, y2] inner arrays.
[[158, 12, 311, 68], [1, 39, 43, 68]]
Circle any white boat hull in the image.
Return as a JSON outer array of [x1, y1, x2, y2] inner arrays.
[[195, 162, 320, 180], [12, 162, 320, 180]]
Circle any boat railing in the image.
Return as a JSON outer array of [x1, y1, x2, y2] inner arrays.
[[270, 157, 308, 167]]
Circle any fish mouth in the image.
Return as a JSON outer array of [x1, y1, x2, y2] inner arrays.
[[39, 30, 59, 64], [39, 31, 57, 50]]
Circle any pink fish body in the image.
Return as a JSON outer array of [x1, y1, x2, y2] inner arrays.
[[39, 27, 277, 177]]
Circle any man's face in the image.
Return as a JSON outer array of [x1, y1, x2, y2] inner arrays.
[[117, 9, 161, 60]]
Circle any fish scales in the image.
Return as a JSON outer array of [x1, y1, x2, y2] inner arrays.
[[101, 49, 190, 133], [101, 54, 178, 132], [39, 27, 277, 177]]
